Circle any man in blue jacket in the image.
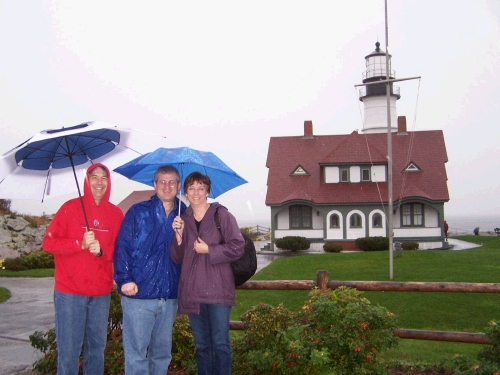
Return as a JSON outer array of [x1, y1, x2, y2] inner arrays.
[[114, 165, 186, 375]]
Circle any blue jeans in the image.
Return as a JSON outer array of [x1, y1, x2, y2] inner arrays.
[[53, 290, 110, 375], [121, 296, 178, 375], [189, 304, 232, 375]]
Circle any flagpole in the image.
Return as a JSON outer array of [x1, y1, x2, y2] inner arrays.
[[354, 1, 421, 281]]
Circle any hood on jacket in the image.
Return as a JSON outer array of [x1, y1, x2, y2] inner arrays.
[[83, 163, 112, 208]]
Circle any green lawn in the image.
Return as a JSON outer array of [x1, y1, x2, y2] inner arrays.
[[233, 235, 500, 365], [0, 268, 54, 277], [1, 235, 498, 366], [0, 286, 10, 303]]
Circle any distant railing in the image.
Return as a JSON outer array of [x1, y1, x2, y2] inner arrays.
[[448, 228, 499, 236], [246, 225, 270, 236], [231, 270, 500, 344]]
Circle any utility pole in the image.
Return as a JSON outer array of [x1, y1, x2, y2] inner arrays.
[[354, 0, 420, 280]]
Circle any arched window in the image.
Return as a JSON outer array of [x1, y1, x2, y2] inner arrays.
[[330, 214, 340, 228], [350, 213, 362, 228], [372, 213, 382, 227]]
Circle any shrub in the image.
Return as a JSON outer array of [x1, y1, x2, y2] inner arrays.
[[2, 257, 26, 271], [275, 236, 310, 251], [22, 251, 54, 269], [451, 353, 500, 374], [30, 328, 57, 374], [449, 319, 500, 374], [29, 286, 401, 375], [232, 287, 398, 375], [171, 314, 196, 371], [3, 251, 54, 271], [232, 303, 299, 375], [477, 319, 500, 367], [402, 241, 419, 250], [240, 227, 259, 241], [355, 236, 389, 251], [323, 243, 343, 253], [0, 199, 12, 214]]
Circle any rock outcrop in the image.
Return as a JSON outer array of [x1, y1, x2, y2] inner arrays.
[[0, 215, 50, 256]]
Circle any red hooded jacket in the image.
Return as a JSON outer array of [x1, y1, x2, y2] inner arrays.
[[42, 163, 123, 296]]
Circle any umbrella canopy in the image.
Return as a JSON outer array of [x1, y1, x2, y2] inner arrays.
[[113, 147, 247, 199], [0, 121, 167, 227]]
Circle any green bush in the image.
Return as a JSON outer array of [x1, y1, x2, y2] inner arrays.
[[355, 236, 389, 251], [240, 227, 258, 241], [477, 319, 500, 367], [448, 319, 500, 374], [232, 287, 398, 375], [171, 314, 196, 371], [402, 241, 419, 250], [2, 257, 26, 271], [323, 243, 343, 253], [275, 236, 310, 251], [0, 199, 12, 213], [3, 251, 54, 271]]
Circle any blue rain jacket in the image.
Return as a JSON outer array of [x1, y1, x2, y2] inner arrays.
[[114, 194, 186, 299]]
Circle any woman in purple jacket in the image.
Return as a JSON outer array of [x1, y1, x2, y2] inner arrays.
[[171, 172, 244, 375]]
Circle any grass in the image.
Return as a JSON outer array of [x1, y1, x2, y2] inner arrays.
[[233, 235, 500, 366], [1, 235, 498, 366], [0, 286, 10, 303], [0, 268, 54, 277]]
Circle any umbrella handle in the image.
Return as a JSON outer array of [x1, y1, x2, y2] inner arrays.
[[178, 190, 181, 217], [78, 194, 90, 231]]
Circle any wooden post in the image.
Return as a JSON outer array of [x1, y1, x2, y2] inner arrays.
[[317, 270, 329, 290]]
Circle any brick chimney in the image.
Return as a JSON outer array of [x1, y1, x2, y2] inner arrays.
[[304, 120, 313, 138], [397, 116, 407, 134]]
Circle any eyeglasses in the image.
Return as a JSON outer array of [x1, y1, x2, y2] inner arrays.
[[155, 180, 178, 187]]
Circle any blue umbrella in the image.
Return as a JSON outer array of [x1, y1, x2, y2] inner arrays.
[[114, 147, 248, 214], [0, 121, 167, 229]]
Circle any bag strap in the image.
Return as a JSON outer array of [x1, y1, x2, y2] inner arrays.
[[214, 208, 226, 245]]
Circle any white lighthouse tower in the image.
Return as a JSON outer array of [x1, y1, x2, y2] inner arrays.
[[359, 42, 401, 133]]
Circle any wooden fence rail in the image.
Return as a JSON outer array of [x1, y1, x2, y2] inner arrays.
[[230, 270, 500, 345]]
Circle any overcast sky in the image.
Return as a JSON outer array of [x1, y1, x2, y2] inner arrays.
[[1, 0, 499, 226]]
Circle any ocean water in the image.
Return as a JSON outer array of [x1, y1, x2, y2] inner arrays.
[[444, 214, 500, 235]]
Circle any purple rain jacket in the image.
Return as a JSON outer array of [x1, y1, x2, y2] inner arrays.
[[171, 203, 245, 314]]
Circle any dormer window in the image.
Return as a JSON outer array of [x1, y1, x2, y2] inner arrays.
[[292, 165, 309, 176], [324, 164, 385, 183], [361, 167, 371, 181], [404, 162, 422, 172]]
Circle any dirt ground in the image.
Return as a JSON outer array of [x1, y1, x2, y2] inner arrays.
[[388, 369, 453, 375], [9, 365, 455, 374], [164, 367, 454, 375], [168, 368, 454, 375]]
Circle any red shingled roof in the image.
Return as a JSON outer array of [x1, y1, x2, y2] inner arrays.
[[265, 130, 449, 206]]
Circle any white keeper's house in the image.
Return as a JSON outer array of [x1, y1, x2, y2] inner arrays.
[[265, 42, 450, 251]]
